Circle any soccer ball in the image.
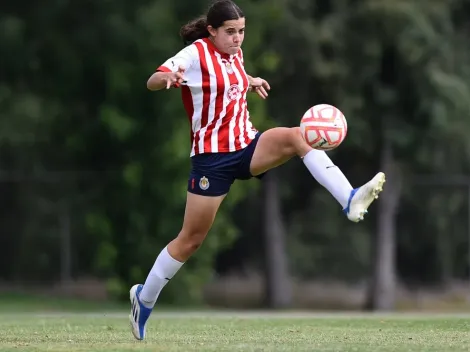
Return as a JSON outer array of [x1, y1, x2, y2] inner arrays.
[[299, 104, 348, 151]]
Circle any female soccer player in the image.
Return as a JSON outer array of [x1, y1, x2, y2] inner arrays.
[[129, 0, 385, 340]]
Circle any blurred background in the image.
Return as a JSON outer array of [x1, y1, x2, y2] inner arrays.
[[1, 0, 470, 313]]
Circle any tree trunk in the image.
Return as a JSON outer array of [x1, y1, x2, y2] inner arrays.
[[366, 136, 402, 311], [59, 204, 72, 284], [262, 170, 292, 308]]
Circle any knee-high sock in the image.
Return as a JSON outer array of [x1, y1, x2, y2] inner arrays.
[[302, 149, 353, 209]]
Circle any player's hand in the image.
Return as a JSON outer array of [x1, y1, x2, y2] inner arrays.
[[249, 77, 270, 99], [165, 65, 186, 89]]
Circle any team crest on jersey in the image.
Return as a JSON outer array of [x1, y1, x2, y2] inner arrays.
[[199, 176, 210, 190], [227, 84, 241, 101], [224, 61, 234, 74]]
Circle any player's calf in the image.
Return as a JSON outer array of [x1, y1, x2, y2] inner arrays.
[[168, 230, 207, 262]]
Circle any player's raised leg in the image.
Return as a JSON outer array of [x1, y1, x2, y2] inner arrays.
[[129, 192, 225, 340], [250, 127, 385, 222]]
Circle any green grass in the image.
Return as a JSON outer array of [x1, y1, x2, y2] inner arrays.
[[0, 293, 127, 312], [1, 312, 470, 351]]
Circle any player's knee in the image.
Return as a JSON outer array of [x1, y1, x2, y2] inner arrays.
[[290, 127, 301, 140], [291, 127, 304, 143], [277, 127, 299, 156], [288, 127, 309, 156]]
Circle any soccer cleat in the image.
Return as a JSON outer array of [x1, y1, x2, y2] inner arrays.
[[129, 284, 153, 341], [343, 172, 386, 222]]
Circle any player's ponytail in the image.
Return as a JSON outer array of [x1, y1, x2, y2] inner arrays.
[[179, 1, 244, 46], [180, 16, 210, 46]]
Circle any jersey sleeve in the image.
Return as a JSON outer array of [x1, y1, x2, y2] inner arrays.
[[156, 44, 199, 73]]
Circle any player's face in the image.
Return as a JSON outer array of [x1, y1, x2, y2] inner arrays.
[[210, 18, 245, 55]]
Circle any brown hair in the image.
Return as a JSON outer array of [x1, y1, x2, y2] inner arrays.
[[179, 0, 244, 45]]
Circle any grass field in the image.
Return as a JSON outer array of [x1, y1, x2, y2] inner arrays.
[[1, 311, 470, 351]]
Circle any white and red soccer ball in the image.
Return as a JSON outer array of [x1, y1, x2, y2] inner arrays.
[[299, 104, 348, 151]]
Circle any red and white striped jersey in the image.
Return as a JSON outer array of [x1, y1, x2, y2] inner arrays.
[[157, 38, 258, 156]]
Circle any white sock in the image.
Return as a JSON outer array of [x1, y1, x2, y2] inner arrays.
[[302, 149, 354, 209], [139, 246, 184, 308]]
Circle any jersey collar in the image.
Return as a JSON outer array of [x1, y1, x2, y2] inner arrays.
[[203, 37, 234, 60]]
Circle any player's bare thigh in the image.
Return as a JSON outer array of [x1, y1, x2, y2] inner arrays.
[[249, 127, 311, 177], [168, 192, 226, 261]]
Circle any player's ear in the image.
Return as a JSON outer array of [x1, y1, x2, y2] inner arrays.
[[207, 25, 217, 37]]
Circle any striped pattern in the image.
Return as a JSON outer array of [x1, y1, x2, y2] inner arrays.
[[158, 38, 257, 156]]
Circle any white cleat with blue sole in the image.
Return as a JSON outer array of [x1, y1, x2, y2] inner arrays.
[[343, 172, 386, 222], [129, 284, 153, 341]]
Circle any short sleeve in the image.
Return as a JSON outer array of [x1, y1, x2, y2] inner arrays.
[[157, 44, 199, 73]]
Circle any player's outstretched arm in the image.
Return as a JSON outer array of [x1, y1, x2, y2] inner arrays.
[[147, 66, 186, 91]]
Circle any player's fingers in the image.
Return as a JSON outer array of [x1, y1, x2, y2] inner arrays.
[[257, 87, 268, 98], [263, 80, 271, 90], [166, 77, 176, 89], [178, 65, 186, 73]]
